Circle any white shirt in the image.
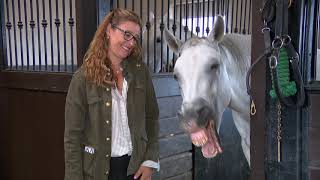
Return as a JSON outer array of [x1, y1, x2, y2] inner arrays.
[[111, 78, 159, 170]]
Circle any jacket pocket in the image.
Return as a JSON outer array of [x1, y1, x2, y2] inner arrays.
[[83, 147, 96, 178]]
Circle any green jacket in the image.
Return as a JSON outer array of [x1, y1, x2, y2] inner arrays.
[[64, 57, 159, 180]]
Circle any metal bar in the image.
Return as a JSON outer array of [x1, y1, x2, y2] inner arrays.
[[226, 0, 229, 33], [24, 0, 30, 69], [172, 0, 176, 65], [69, 0, 75, 72], [231, 0, 234, 33], [196, 0, 199, 36], [154, 0, 157, 72], [110, 0, 114, 10], [132, 0, 134, 11], [17, 0, 24, 69], [49, 0, 54, 71], [117, 0, 119, 9], [11, 0, 18, 69], [146, 0, 150, 68], [248, 0, 252, 34], [191, 0, 194, 37], [55, 0, 61, 71], [239, 0, 243, 34], [42, 0, 48, 70], [0, 0, 7, 70], [212, 0, 215, 30], [36, 0, 42, 70], [216, 0, 220, 14], [30, 0, 36, 70], [166, 0, 169, 67], [185, 1, 189, 40], [202, 0, 205, 36], [139, 0, 142, 43], [5, 0, 12, 69], [243, 0, 248, 34], [160, 0, 164, 71], [63, 0, 67, 71], [125, 0, 127, 9], [179, 0, 182, 39], [206, 0, 210, 35], [234, 0, 239, 33]]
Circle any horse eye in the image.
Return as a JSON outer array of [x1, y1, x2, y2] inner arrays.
[[210, 64, 219, 70]]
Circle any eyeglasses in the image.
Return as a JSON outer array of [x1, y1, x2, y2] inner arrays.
[[111, 24, 140, 43]]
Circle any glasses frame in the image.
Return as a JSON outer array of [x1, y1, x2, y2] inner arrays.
[[111, 24, 140, 43]]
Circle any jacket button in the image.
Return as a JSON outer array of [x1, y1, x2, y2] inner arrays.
[[105, 102, 111, 107], [106, 154, 109, 158], [105, 171, 109, 175], [106, 137, 110, 141], [106, 87, 110, 91], [106, 120, 110, 124]]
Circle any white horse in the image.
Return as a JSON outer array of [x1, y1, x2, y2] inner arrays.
[[164, 15, 251, 166]]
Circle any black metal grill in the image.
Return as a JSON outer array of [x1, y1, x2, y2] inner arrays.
[[2, 0, 76, 72]]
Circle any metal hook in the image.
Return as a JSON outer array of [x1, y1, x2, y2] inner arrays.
[[269, 56, 278, 69]]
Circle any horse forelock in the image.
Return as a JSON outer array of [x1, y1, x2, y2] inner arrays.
[[181, 36, 217, 52]]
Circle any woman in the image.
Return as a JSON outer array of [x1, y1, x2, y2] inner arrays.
[[64, 8, 159, 180]]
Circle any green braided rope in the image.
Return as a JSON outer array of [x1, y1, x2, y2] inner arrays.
[[270, 48, 297, 98]]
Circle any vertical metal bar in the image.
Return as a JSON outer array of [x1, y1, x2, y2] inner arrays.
[[69, 0, 75, 72], [206, 0, 210, 35], [62, 0, 67, 71], [202, 0, 205, 36], [185, 1, 189, 41], [166, 0, 169, 66], [216, 0, 220, 15], [231, 0, 234, 33], [248, 0, 252, 34], [222, 0, 225, 15], [172, 0, 176, 65], [11, 0, 18, 69], [153, 0, 157, 72], [239, 0, 243, 34], [160, 0, 164, 71], [49, 0, 54, 71], [17, 0, 24, 69], [212, 0, 215, 30], [132, 0, 134, 11], [5, 0, 12, 69], [243, 0, 248, 34], [24, 0, 30, 69], [179, 0, 182, 39], [226, 0, 229, 33], [117, 0, 119, 9], [36, 0, 42, 70], [1, 0, 7, 70], [125, 0, 127, 9], [110, 0, 114, 10], [42, 0, 48, 70], [30, 0, 36, 70], [146, 0, 150, 68], [55, 0, 61, 71], [196, 0, 199, 36], [191, 0, 194, 37], [234, 0, 238, 33], [139, 0, 142, 43]]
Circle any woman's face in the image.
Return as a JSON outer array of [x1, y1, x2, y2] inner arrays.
[[107, 21, 140, 62]]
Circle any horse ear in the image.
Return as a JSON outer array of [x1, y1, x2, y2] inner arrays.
[[208, 15, 225, 42], [142, 11, 155, 34], [164, 27, 182, 54]]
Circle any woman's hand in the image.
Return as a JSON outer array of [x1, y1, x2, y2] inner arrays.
[[134, 166, 153, 180]]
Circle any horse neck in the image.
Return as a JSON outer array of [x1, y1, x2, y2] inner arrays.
[[219, 34, 251, 113]]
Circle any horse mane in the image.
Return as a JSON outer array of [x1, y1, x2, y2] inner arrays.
[[219, 34, 251, 77]]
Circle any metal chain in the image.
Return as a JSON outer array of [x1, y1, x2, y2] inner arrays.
[[276, 101, 282, 162]]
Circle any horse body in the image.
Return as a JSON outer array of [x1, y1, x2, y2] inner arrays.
[[164, 16, 251, 165]]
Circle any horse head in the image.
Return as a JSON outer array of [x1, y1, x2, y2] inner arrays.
[[164, 15, 231, 158]]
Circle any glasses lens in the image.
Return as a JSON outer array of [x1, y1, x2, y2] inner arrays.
[[124, 32, 134, 41]]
